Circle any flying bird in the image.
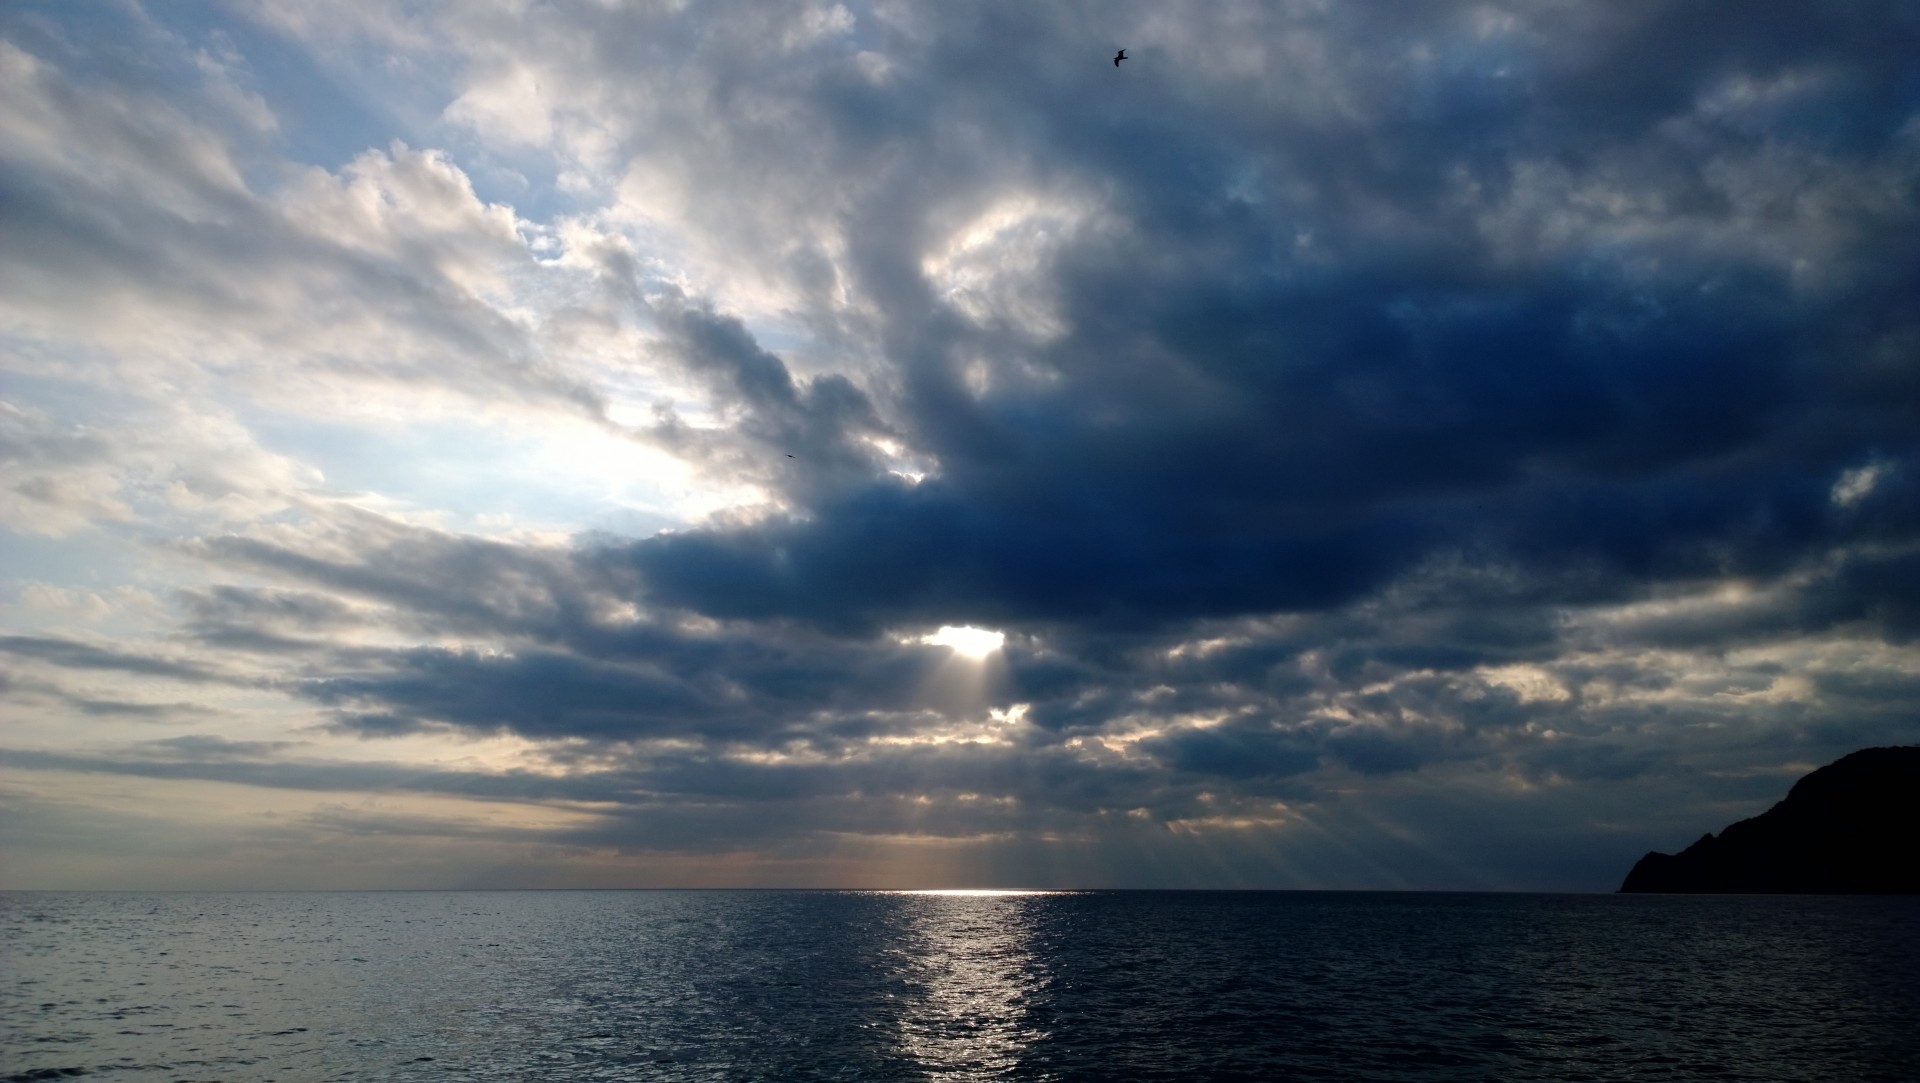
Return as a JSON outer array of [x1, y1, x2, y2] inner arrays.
[[1113, 49, 1127, 67]]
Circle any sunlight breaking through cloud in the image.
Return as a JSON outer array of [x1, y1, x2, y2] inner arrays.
[[2, 0, 1918, 892], [920, 626, 1007, 660]]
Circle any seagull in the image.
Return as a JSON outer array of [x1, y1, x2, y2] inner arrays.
[[1113, 49, 1127, 67]]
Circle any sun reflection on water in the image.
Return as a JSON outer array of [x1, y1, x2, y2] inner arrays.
[[892, 888, 1061, 897], [882, 891, 1058, 1078]]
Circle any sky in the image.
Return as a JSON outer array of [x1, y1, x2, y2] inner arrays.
[[2, 0, 1917, 891]]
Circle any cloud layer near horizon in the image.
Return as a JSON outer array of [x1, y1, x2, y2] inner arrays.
[[3, 0, 1917, 889]]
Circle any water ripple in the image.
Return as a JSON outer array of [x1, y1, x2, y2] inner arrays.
[[3, 891, 1916, 1081]]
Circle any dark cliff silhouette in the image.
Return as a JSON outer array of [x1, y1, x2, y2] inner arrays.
[[1620, 746, 1920, 893]]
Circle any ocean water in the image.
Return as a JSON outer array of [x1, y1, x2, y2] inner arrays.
[[3, 891, 1917, 1082]]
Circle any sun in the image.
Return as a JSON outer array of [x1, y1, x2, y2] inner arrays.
[[921, 625, 1006, 660]]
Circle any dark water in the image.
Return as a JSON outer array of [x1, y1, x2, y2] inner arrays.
[[3, 891, 1917, 1081]]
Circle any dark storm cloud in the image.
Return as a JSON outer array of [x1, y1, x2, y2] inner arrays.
[[561, 0, 1920, 647], [166, 488, 1907, 789], [295, 628, 1020, 748], [1521, 740, 1661, 785], [158, 0, 1914, 666], [184, 512, 606, 640], [1590, 545, 1920, 651], [176, 520, 954, 740], [628, 474, 1429, 632], [302, 645, 722, 741], [647, 296, 894, 490], [1142, 722, 1323, 782], [0, 743, 626, 804]]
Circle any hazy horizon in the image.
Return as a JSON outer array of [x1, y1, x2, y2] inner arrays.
[[3, 1, 1917, 892]]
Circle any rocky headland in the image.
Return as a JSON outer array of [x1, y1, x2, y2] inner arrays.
[[1620, 746, 1920, 893]]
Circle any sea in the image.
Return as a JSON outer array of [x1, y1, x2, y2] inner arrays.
[[3, 890, 1917, 1081]]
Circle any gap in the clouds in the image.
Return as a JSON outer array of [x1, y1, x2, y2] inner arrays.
[[919, 625, 1007, 660], [0, 535, 170, 639], [152, 0, 599, 224], [122, 2, 422, 177], [248, 413, 686, 540]]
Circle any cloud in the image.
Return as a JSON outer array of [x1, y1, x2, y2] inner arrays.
[[331, 0, 1918, 651], [0, 634, 227, 684], [0, 24, 609, 424], [4, 0, 1919, 889]]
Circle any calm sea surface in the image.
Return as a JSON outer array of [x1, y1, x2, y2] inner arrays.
[[3, 890, 1916, 1081]]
